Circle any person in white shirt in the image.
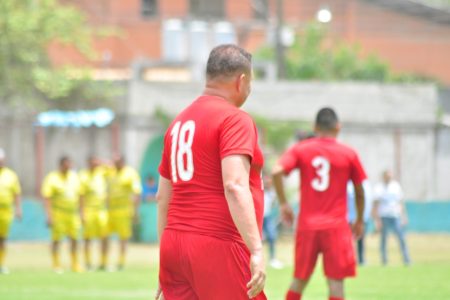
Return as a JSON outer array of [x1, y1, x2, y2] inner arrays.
[[373, 170, 411, 265], [347, 179, 372, 265]]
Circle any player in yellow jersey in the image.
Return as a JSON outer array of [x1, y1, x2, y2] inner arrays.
[[0, 148, 22, 274], [79, 156, 109, 271], [107, 154, 141, 270], [42, 156, 82, 273]]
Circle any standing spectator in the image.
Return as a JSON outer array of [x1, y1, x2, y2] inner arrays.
[[42, 156, 82, 273], [0, 148, 22, 274], [106, 154, 142, 270], [156, 44, 266, 300], [347, 180, 372, 265], [263, 176, 284, 269], [79, 155, 109, 270], [142, 175, 157, 203], [373, 170, 411, 266], [272, 107, 366, 300]]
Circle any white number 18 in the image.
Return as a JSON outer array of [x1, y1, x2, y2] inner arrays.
[[170, 120, 195, 183]]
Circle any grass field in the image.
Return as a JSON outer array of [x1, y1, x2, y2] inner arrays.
[[1, 233, 450, 300]]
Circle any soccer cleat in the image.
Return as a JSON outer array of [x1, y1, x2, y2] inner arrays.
[[269, 259, 284, 269], [97, 265, 107, 272], [0, 266, 10, 275], [85, 264, 94, 272], [71, 264, 84, 273]]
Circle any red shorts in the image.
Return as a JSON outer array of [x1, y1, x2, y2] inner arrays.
[[294, 225, 356, 280], [159, 229, 267, 300]]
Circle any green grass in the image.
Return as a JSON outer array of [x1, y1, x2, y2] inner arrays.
[[1, 234, 450, 299]]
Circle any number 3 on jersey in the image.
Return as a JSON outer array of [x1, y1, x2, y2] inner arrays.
[[311, 156, 330, 191], [170, 120, 195, 183]]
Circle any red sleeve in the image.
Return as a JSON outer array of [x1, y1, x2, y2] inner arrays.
[[219, 111, 257, 159], [350, 152, 367, 185], [278, 145, 299, 175], [158, 132, 171, 180]]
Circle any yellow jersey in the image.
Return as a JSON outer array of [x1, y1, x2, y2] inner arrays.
[[41, 170, 80, 213], [108, 166, 142, 210], [79, 167, 107, 209], [0, 167, 21, 215]]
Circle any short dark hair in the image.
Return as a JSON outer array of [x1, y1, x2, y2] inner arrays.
[[315, 107, 339, 131], [59, 155, 70, 166], [206, 44, 252, 80]]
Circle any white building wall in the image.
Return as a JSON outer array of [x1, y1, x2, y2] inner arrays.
[[126, 80, 448, 200]]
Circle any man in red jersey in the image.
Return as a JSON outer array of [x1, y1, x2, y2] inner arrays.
[[156, 44, 266, 300], [272, 107, 366, 300]]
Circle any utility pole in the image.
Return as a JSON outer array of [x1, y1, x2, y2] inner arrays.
[[275, 0, 286, 79]]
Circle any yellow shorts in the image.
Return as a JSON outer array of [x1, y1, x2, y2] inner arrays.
[[108, 210, 133, 240], [0, 217, 12, 239], [51, 210, 81, 241], [83, 209, 108, 239]]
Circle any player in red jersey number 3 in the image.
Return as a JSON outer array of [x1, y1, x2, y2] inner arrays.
[[156, 45, 266, 300], [272, 108, 367, 300]]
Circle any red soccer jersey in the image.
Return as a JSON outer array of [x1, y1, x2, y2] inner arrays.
[[158, 95, 264, 244], [279, 137, 367, 230]]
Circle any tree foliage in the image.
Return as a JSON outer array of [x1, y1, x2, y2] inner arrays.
[[253, 115, 309, 153], [256, 23, 432, 83], [0, 0, 115, 111]]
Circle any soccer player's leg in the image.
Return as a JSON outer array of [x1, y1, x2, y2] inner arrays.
[[0, 216, 12, 274], [380, 217, 390, 265], [116, 215, 132, 270], [187, 233, 267, 300], [322, 225, 356, 300], [50, 211, 64, 273], [98, 210, 109, 269], [83, 209, 96, 270], [287, 230, 320, 300], [159, 230, 199, 300], [103, 211, 122, 270], [264, 215, 283, 269], [393, 217, 411, 265], [67, 212, 82, 272]]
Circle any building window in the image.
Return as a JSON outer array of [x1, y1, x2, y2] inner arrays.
[[141, 0, 157, 18], [190, 0, 224, 19], [252, 0, 269, 20]]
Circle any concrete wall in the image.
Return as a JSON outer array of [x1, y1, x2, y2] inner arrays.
[[436, 127, 450, 199], [0, 119, 118, 195], [0, 117, 36, 195], [127, 80, 449, 200], [128, 81, 438, 124], [2, 81, 449, 200]]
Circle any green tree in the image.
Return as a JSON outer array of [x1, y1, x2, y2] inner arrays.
[[255, 22, 431, 83], [0, 0, 115, 110], [253, 115, 309, 153]]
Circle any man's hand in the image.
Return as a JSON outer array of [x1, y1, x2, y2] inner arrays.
[[374, 218, 381, 233], [352, 219, 364, 239], [247, 249, 266, 299], [133, 211, 140, 224], [280, 203, 294, 227], [46, 215, 53, 227], [15, 209, 23, 221]]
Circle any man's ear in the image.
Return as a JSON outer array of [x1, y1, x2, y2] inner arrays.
[[236, 73, 246, 92], [314, 125, 319, 134]]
